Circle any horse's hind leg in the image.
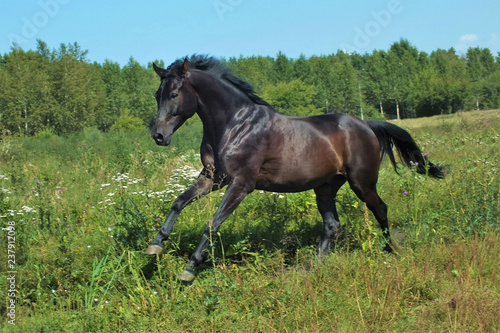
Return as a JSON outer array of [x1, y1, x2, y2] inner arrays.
[[348, 177, 393, 253], [314, 177, 346, 256]]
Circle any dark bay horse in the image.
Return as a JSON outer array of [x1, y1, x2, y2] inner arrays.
[[146, 55, 445, 282]]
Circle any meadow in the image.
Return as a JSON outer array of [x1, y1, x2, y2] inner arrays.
[[1, 110, 499, 332]]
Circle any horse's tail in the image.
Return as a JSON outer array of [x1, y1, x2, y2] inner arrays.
[[366, 120, 446, 179]]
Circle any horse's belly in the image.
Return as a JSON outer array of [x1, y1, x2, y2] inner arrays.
[[255, 181, 325, 193], [255, 161, 342, 193]]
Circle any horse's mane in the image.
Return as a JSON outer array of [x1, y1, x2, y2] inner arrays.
[[166, 55, 270, 106]]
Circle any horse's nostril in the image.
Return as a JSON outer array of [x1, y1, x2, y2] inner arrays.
[[154, 133, 164, 144]]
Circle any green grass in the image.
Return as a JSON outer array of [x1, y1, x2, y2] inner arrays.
[[1, 110, 499, 332]]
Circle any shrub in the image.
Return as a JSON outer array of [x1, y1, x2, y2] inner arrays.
[[110, 109, 145, 132]]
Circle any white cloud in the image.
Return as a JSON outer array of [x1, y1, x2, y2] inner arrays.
[[454, 33, 500, 55], [459, 33, 479, 43], [455, 33, 481, 53]]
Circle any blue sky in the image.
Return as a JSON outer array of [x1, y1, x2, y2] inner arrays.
[[1, 0, 499, 66]]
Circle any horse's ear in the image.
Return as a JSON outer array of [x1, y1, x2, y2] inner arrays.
[[182, 58, 189, 77], [153, 63, 166, 77]]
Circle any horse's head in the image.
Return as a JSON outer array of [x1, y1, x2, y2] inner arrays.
[[151, 59, 197, 146]]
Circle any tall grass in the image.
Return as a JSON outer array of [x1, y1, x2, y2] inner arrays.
[[1, 110, 499, 332]]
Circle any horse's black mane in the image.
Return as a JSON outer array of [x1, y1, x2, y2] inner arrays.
[[167, 55, 270, 106]]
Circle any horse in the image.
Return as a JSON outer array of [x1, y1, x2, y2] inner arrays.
[[146, 55, 445, 282]]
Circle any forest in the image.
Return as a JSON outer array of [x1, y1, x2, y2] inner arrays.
[[1, 38, 499, 136]]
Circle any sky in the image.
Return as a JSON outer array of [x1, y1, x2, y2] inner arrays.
[[1, 0, 499, 67]]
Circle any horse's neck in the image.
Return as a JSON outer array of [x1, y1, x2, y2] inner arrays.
[[191, 72, 251, 145], [196, 102, 223, 146]]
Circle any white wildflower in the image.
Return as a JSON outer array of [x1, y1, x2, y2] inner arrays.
[[21, 206, 37, 213]]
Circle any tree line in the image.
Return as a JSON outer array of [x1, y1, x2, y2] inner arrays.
[[1, 39, 499, 136]]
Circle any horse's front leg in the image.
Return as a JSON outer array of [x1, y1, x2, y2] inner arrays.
[[145, 170, 215, 255], [179, 180, 253, 282]]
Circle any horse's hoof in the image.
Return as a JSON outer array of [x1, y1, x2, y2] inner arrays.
[[178, 270, 195, 283], [145, 245, 163, 255]]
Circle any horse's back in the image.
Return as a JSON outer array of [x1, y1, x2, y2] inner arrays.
[[255, 112, 380, 192]]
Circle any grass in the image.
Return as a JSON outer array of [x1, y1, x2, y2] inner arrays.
[[1, 110, 499, 332]]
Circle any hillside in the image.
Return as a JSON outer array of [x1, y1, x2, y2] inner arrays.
[[0, 110, 499, 332]]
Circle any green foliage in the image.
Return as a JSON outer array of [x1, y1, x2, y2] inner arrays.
[[122, 58, 157, 126], [0, 46, 51, 136], [34, 127, 58, 139], [1, 39, 500, 135], [386, 39, 421, 119], [273, 51, 294, 82], [414, 49, 472, 116], [110, 109, 145, 132], [262, 79, 321, 116], [0, 42, 153, 137], [308, 53, 362, 115], [482, 70, 500, 108], [226, 55, 274, 93], [363, 50, 391, 115], [293, 53, 314, 84], [97, 59, 127, 131], [465, 47, 497, 110]]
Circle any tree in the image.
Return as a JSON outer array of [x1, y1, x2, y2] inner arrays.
[[0, 46, 50, 135], [386, 39, 420, 119], [272, 51, 294, 83], [293, 54, 314, 84], [363, 50, 391, 116], [122, 57, 157, 126], [481, 69, 500, 109], [98, 59, 127, 131], [329, 52, 360, 115], [2, 40, 499, 136], [48, 43, 105, 134], [414, 48, 471, 116], [309, 56, 336, 113], [226, 55, 274, 94], [262, 79, 321, 116], [465, 47, 496, 110], [309, 53, 360, 115]]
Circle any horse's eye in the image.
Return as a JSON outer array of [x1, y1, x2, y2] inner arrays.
[[170, 92, 179, 99]]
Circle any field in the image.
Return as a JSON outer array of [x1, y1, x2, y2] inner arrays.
[[1, 110, 499, 332]]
